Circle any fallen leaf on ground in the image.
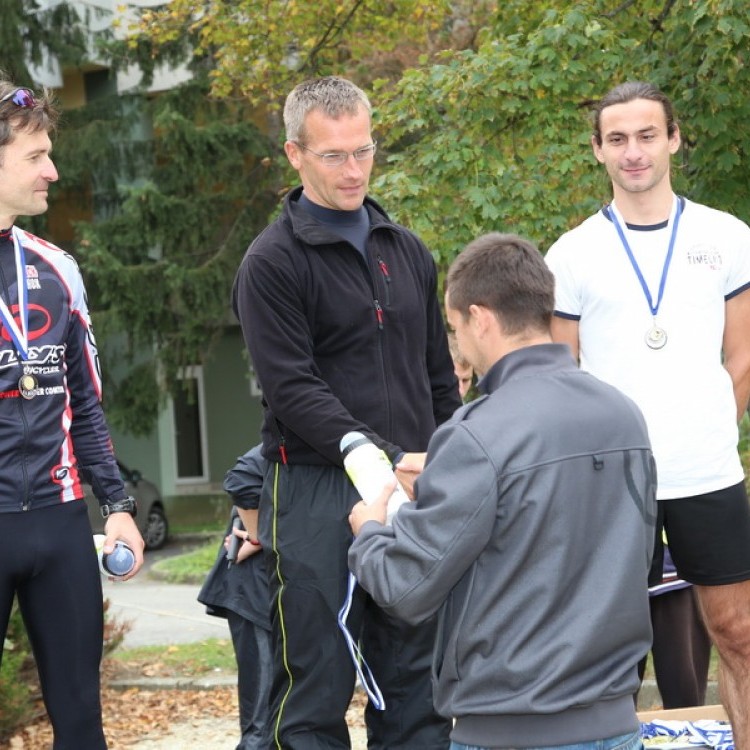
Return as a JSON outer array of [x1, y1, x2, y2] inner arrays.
[[3, 659, 368, 749]]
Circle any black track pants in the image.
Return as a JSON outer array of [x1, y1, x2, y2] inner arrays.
[[260, 461, 451, 750], [228, 610, 273, 749]]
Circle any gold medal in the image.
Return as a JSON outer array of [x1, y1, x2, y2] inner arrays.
[[18, 373, 38, 399]]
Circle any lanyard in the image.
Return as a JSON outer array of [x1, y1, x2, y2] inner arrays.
[[337, 572, 386, 710], [0, 227, 29, 359], [607, 197, 683, 319]]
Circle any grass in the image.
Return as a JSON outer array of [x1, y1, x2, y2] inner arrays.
[[108, 638, 238, 677], [168, 521, 225, 535], [151, 540, 219, 584]]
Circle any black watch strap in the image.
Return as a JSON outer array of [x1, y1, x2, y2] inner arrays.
[[101, 496, 137, 519]]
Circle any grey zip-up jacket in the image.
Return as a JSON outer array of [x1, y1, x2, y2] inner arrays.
[[349, 344, 656, 747]]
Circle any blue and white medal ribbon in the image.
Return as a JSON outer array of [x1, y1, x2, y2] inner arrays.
[[337, 571, 386, 710], [0, 227, 29, 360]]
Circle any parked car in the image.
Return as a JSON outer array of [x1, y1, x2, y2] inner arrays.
[[85, 461, 169, 550]]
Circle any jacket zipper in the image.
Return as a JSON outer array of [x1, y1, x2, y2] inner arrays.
[[377, 256, 391, 307], [350, 237, 393, 440], [368, 251, 391, 440], [359, 243, 391, 438]]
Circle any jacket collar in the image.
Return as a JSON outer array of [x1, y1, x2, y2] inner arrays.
[[283, 186, 402, 247], [478, 343, 575, 395]]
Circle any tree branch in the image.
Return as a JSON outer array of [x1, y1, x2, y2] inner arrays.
[[299, 0, 366, 73], [602, 0, 638, 19]]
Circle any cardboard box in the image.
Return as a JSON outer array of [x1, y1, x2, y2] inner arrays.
[[638, 703, 728, 722]]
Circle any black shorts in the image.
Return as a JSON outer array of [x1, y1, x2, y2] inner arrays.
[[651, 481, 750, 586]]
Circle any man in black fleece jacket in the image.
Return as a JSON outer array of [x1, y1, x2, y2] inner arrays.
[[232, 76, 460, 749]]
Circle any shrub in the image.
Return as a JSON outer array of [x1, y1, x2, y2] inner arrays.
[[0, 597, 131, 742], [0, 603, 36, 740]]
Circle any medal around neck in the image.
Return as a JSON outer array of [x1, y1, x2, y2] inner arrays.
[[645, 325, 667, 350], [18, 373, 38, 399], [608, 197, 682, 353]]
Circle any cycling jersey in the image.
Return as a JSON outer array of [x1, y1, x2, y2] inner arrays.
[[0, 226, 125, 513]]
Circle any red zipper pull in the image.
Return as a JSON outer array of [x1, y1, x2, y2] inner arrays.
[[378, 258, 390, 280], [374, 300, 384, 329]]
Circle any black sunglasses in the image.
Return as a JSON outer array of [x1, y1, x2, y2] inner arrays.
[[0, 88, 36, 108]]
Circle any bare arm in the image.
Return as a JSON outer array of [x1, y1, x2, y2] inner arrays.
[[550, 316, 580, 363], [237, 508, 260, 540], [229, 507, 262, 562], [723, 290, 750, 422]]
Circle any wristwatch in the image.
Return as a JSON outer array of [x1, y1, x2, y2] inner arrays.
[[100, 496, 138, 519]]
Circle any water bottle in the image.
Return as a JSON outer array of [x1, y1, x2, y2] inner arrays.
[[340, 431, 410, 524], [93, 534, 136, 578]]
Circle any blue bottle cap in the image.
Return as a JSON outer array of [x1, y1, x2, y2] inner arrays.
[[102, 541, 135, 577]]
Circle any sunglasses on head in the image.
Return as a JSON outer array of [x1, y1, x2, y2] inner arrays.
[[0, 88, 36, 108]]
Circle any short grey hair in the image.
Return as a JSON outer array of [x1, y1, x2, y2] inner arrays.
[[283, 76, 371, 143]]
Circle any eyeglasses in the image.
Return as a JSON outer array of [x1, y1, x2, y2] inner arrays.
[[0, 88, 36, 108], [295, 141, 377, 167]]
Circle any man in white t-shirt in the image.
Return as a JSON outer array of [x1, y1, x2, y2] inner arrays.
[[546, 81, 750, 748]]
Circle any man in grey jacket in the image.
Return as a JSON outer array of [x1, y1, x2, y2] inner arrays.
[[349, 233, 657, 750]]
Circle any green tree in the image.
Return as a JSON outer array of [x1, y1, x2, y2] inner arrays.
[[0, 0, 88, 86], [0, 0, 91, 242], [369, 0, 750, 266], [123, 0, 460, 104], [53, 76, 279, 434]]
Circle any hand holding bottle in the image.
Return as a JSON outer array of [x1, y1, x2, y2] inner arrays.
[[93, 534, 136, 579], [340, 431, 410, 525], [349, 479, 397, 535]]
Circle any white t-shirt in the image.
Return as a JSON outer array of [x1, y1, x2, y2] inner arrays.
[[546, 197, 750, 499]]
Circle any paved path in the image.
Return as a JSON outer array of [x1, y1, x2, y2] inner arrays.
[[105, 577, 227, 648], [104, 536, 226, 648]]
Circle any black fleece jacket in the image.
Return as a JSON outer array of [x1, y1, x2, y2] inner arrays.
[[232, 187, 461, 466]]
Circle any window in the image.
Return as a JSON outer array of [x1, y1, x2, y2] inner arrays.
[[172, 366, 208, 482]]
